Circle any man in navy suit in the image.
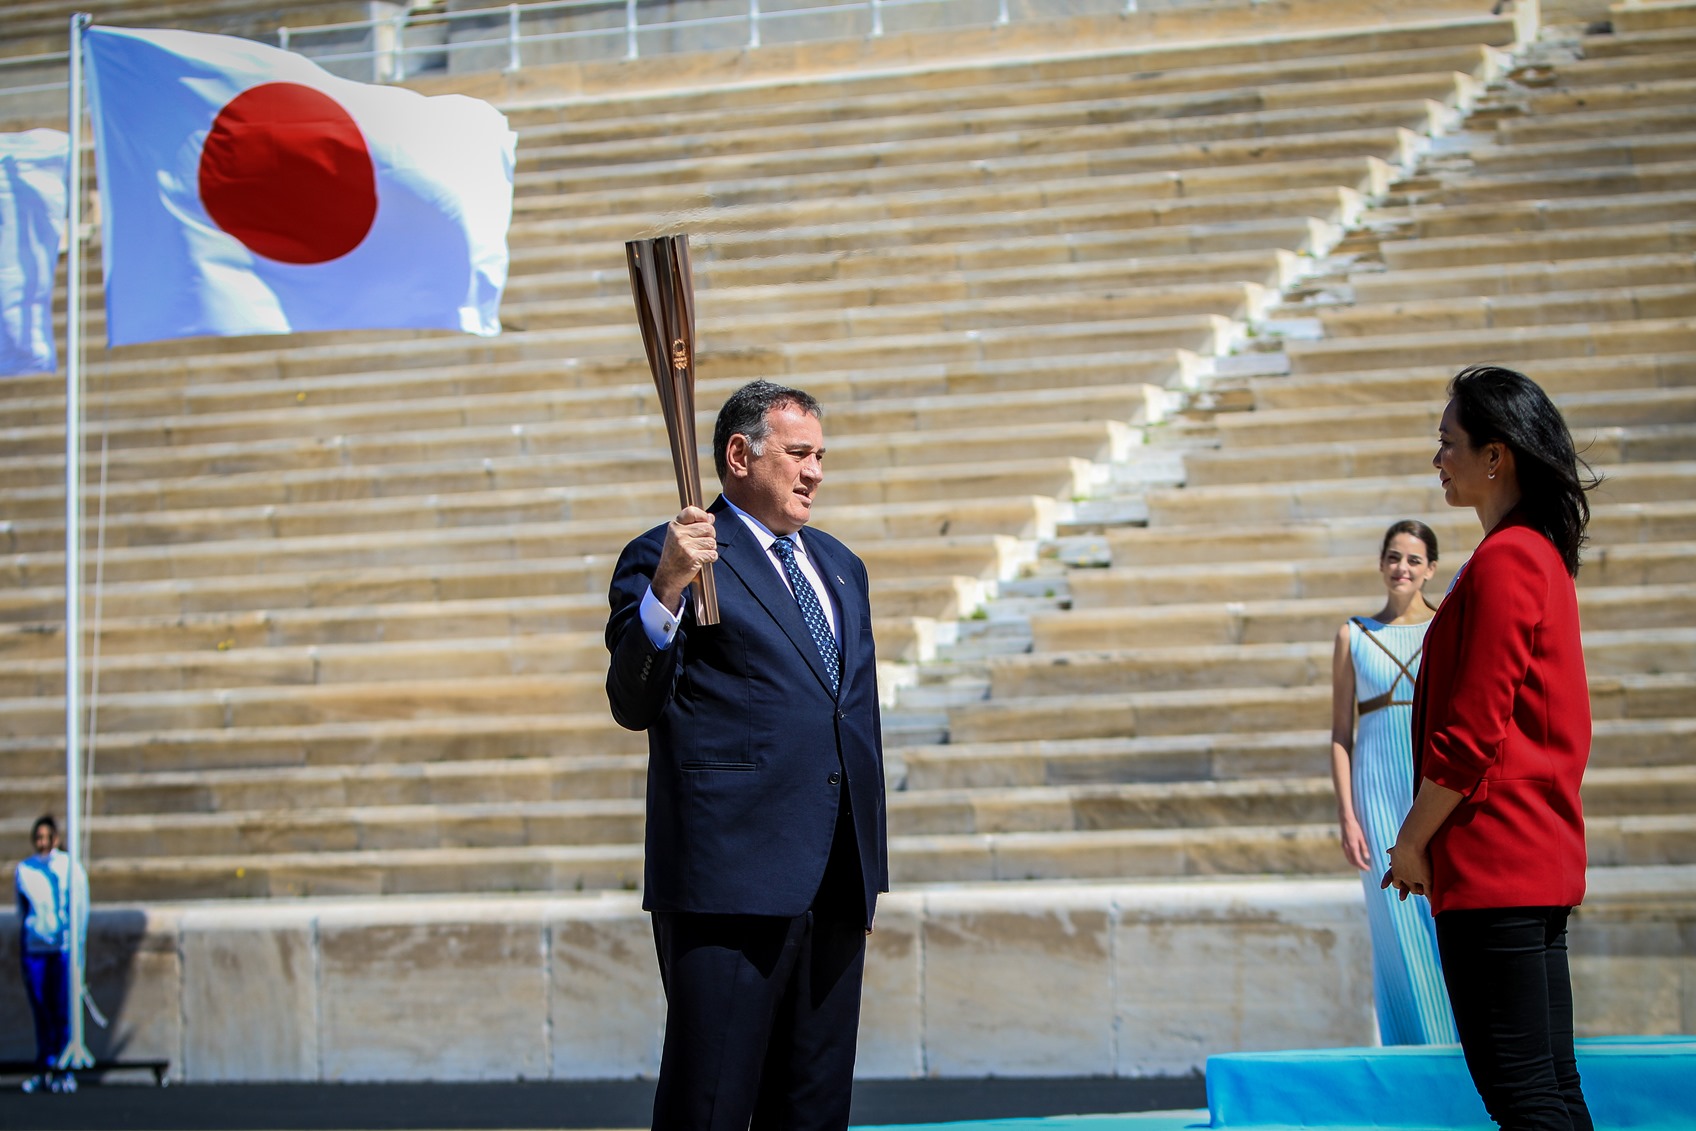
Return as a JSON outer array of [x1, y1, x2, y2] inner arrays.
[[605, 380, 889, 1131]]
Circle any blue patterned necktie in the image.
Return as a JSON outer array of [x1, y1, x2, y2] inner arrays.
[[771, 535, 840, 693]]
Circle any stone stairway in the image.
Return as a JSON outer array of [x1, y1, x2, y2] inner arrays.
[[5, 1, 1690, 913], [894, 0, 1696, 904]]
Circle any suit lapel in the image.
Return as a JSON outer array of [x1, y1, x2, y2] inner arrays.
[[710, 497, 837, 698]]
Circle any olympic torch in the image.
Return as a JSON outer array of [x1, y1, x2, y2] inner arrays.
[[626, 234, 721, 625]]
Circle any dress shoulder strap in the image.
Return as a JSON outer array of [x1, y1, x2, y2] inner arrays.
[[1350, 617, 1422, 716]]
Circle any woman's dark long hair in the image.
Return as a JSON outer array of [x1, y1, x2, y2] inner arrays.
[[1448, 364, 1598, 576]]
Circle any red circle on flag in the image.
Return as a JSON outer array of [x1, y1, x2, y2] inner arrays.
[[198, 82, 377, 264]]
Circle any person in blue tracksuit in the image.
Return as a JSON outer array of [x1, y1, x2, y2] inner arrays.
[[15, 815, 89, 1094]]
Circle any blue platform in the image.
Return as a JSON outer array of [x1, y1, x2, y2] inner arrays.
[[858, 1037, 1696, 1131], [1206, 1036, 1696, 1129]]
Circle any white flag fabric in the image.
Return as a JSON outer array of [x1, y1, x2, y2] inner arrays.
[[84, 26, 516, 345], [0, 129, 69, 376]]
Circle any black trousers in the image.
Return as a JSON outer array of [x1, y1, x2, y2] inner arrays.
[[650, 802, 866, 1131], [1435, 906, 1593, 1131]]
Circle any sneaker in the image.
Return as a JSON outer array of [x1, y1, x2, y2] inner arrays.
[[19, 1074, 44, 1094]]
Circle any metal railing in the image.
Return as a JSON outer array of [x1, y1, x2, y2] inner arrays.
[[2, 0, 1148, 107]]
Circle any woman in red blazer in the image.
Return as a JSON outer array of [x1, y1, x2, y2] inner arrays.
[[1383, 365, 1598, 1131]]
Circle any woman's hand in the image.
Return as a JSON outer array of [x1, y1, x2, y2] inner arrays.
[[1339, 815, 1372, 872], [1381, 838, 1433, 901]]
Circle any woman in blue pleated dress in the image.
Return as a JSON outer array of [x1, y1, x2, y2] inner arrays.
[[1329, 519, 1458, 1045]]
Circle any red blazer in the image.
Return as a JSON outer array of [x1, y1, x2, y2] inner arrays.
[[1410, 514, 1590, 914]]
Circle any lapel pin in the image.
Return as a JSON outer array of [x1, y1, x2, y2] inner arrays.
[[835, 575, 845, 584]]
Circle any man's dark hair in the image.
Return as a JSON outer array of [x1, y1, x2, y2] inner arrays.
[[711, 380, 822, 482], [32, 815, 56, 838]]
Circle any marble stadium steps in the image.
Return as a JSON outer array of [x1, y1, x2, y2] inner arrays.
[[9, 710, 1696, 824], [941, 668, 1696, 748], [1139, 463, 1695, 529], [7, 763, 1694, 861], [983, 629, 1696, 702], [44, 778, 1696, 901], [504, 92, 1461, 200], [35, 19, 1511, 355], [10, 596, 1684, 711], [1103, 503, 1696, 575], [4, 6, 1668, 913], [899, 717, 1696, 791], [492, 22, 1517, 137], [1037, 584, 1696, 648], [23, 239, 1291, 421], [0, 450, 1094, 552]]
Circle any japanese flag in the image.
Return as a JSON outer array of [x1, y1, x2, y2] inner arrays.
[[84, 25, 516, 345]]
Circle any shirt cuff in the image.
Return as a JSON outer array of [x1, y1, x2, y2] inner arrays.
[[639, 585, 685, 650]]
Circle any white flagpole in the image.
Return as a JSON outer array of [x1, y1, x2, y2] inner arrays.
[[58, 9, 95, 1074]]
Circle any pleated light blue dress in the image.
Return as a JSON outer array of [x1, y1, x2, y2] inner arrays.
[[1348, 616, 1459, 1045]]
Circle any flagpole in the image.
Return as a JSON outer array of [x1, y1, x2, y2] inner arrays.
[[58, 9, 95, 1075]]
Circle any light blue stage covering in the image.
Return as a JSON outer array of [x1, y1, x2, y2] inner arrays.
[[855, 1037, 1695, 1131]]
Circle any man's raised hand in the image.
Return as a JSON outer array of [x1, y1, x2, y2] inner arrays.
[[653, 506, 717, 613]]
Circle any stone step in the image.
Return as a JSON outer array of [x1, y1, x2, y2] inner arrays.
[[2, 213, 1328, 405], [986, 628, 1696, 699], [947, 671, 1696, 744], [1361, 194, 1696, 249], [0, 557, 613, 625], [1452, 132, 1696, 178], [1212, 385, 1696, 448], [491, 20, 1516, 127], [0, 355, 1167, 489], [0, 633, 614, 698], [74, 810, 1694, 900], [1496, 45, 1696, 89], [0, 713, 650, 778], [1144, 463, 1696, 528], [0, 674, 622, 739], [1390, 158, 1696, 209], [1284, 316, 1696, 376], [1189, 424, 1696, 486], [505, 181, 1365, 261], [1106, 502, 1696, 567], [1519, 76, 1696, 118], [512, 213, 1326, 278], [1309, 281, 1696, 339], [510, 89, 1453, 177], [0, 422, 1133, 521], [505, 42, 1503, 143], [0, 494, 1058, 590], [1033, 583, 1696, 650], [1486, 103, 1696, 146], [0, 752, 650, 819], [511, 127, 1419, 219], [1247, 351, 1696, 412], [900, 717, 1696, 790], [1542, 25, 1696, 60], [0, 456, 1094, 553], [1611, 1, 1696, 34], [1375, 219, 1696, 272], [18, 717, 1688, 823], [1346, 251, 1696, 305], [3, 323, 1232, 459], [14, 766, 1690, 864], [892, 813, 1696, 884]]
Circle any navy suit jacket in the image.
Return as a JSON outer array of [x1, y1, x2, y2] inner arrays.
[[604, 495, 889, 927]]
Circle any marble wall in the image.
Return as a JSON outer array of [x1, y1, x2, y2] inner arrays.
[[1, 871, 1688, 1082]]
